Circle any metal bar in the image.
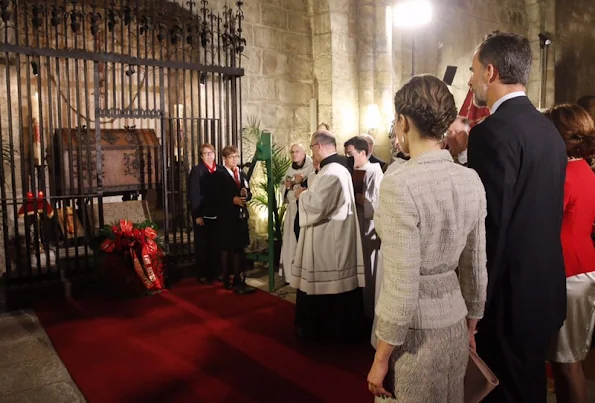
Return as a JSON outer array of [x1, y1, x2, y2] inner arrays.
[[54, 6, 70, 267], [94, 62, 104, 228], [181, 27, 190, 258], [120, 8, 125, 122], [95, 109, 163, 118], [35, 24, 50, 274], [4, 47, 19, 279], [76, 2, 91, 272], [0, 65, 10, 286], [16, 53, 34, 278], [159, 66, 169, 253], [64, 28, 81, 267], [0, 44, 245, 75]]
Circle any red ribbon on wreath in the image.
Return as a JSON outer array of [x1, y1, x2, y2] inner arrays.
[[98, 219, 165, 292]]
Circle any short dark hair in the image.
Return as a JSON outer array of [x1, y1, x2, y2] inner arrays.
[[344, 136, 369, 155], [221, 145, 238, 158], [312, 130, 336, 148], [544, 103, 595, 159], [477, 31, 532, 86], [577, 96, 595, 111], [394, 74, 458, 141]]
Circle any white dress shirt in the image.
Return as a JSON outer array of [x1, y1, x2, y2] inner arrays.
[[490, 91, 526, 114]]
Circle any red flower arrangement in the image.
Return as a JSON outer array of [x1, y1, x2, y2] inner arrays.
[[93, 219, 166, 295]]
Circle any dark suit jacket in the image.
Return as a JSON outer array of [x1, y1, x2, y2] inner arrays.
[[369, 154, 387, 170], [213, 167, 252, 250], [468, 96, 567, 338], [188, 163, 223, 220]]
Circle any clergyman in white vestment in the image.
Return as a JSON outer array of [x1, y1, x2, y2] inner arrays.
[[290, 130, 366, 343], [279, 143, 314, 281], [345, 136, 384, 319]]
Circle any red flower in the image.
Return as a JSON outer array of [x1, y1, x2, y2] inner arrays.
[[120, 219, 133, 235], [100, 238, 115, 253], [133, 228, 142, 240], [112, 225, 118, 233], [143, 227, 157, 240]]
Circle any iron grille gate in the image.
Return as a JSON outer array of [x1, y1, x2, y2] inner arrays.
[[0, 0, 246, 308]]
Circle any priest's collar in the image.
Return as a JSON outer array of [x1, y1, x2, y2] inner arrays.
[[320, 152, 352, 172], [292, 158, 306, 170]]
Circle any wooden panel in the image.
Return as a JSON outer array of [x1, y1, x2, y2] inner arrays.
[[52, 128, 161, 195]]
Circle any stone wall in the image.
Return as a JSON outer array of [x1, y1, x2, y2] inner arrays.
[[554, 0, 595, 103], [241, 0, 314, 150]]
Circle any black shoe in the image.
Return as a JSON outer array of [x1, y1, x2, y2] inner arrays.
[[197, 277, 212, 285], [222, 279, 233, 290], [233, 283, 257, 295]]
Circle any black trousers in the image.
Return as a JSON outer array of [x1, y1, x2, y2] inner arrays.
[[193, 218, 220, 280], [476, 322, 554, 402]]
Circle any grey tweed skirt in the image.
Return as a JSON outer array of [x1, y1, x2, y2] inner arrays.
[[375, 318, 468, 403]]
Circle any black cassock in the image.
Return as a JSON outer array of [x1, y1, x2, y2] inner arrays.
[[468, 96, 567, 403]]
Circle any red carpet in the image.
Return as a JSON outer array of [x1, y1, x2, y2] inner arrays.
[[35, 279, 374, 403]]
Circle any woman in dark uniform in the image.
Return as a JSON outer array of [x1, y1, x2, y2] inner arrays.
[[214, 145, 256, 295], [188, 143, 223, 284]]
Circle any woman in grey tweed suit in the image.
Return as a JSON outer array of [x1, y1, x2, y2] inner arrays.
[[367, 75, 488, 402]]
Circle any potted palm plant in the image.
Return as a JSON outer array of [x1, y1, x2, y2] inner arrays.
[[242, 117, 291, 265]]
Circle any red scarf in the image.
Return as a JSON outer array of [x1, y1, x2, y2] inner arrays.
[[233, 167, 241, 188], [205, 161, 216, 174]]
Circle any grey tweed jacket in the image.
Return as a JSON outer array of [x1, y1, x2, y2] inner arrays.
[[374, 150, 488, 346]]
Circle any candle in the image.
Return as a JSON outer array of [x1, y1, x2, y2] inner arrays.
[[32, 92, 41, 165], [31, 92, 39, 122]]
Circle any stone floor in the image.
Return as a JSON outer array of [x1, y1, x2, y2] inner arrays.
[[1, 272, 594, 402], [0, 311, 85, 402]]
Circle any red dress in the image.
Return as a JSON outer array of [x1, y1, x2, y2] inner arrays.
[[561, 160, 595, 278]]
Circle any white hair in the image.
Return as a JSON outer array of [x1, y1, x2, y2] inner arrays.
[[360, 133, 375, 147], [290, 143, 306, 152]]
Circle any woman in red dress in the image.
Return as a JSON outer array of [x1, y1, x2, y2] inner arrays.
[[545, 104, 595, 403]]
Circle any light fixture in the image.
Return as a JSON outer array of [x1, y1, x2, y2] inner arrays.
[[539, 32, 553, 48], [393, 0, 432, 28], [538, 32, 553, 109], [365, 104, 382, 132]]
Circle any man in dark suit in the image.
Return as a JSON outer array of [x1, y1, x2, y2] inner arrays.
[[467, 32, 567, 402]]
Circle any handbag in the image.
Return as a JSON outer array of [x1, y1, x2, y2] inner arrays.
[[464, 348, 499, 403]]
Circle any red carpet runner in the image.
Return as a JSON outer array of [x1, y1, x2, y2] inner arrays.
[[35, 279, 373, 403]]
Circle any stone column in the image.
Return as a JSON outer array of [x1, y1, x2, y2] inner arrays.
[[373, 0, 394, 158], [329, 0, 359, 144], [310, 0, 333, 133], [525, 0, 555, 109]]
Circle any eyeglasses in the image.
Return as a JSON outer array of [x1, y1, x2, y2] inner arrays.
[[225, 154, 240, 159], [201, 151, 214, 156], [309, 143, 320, 149]]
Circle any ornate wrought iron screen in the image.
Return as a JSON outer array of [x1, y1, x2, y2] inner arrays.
[[0, 0, 245, 302]]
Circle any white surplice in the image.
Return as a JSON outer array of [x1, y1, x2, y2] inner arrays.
[[279, 156, 314, 278], [355, 161, 384, 318], [289, 161, 365, 295]]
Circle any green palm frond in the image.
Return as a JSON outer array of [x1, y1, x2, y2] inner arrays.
[[242, 116, 294, 242]]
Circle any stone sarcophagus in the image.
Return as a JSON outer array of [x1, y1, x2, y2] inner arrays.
[[53, 128, 161, 196]]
